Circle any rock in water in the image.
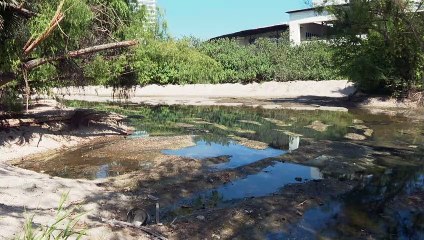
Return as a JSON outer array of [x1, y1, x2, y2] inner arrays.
[[344, 133, 367, 141]]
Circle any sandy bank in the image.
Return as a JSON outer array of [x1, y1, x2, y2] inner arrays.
[[53, 80, 355, 98], [0, 101, 156, 239], [49, 80, 355, 112]]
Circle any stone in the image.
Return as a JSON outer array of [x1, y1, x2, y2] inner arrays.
[[344, 133, 367, 141], [196, 215, 205, 221], [295, 177, 303, 182], [353, 119, 364, 124], [363, 128, 374, 137], [306, 120, 330, 132]]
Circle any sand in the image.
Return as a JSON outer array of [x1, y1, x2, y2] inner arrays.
[[46, 80, 355, 112]]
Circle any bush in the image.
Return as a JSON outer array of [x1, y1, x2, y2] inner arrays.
[[131, 39, 226, 85], [198, 34, 343, 83]]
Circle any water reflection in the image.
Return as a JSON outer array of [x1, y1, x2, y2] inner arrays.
[[162, 140, 285, 169], [279, 167, 424, 239], [169, 161, 323, 217], [289, 135, 300, 152]]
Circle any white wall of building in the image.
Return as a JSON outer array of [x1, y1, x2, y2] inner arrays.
[[289, 9, 334, 45], [137, 0, 157, 24]]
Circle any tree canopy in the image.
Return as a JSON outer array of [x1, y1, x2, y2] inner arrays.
[[328, 0, 424, 94]]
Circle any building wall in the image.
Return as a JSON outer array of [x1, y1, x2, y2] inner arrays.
[[288, 9, 333, 45], [137, 0, 157, 24]]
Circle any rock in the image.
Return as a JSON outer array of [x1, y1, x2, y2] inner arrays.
[[363, 128, 374, 137], [295, 177, 303, 182], [263, 118, 292, 127], [353, 119, 364, 124], [350, 125, 369, 130], [228, 135, 269, 150], [306, 120, 330, 132], [344, 133, 367, 141], [196, 215, 205, 221], [408, 145, 418, 149]]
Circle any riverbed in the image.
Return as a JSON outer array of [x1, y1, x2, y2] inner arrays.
[[10, 103, 424, 239]]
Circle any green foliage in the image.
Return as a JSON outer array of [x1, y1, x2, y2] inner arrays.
[[131, 39, 225, 85], [198, 38, 274, 83], [328, 0, 424, 94], [17, 192, 86, 240], [198, 34, 343, 83]]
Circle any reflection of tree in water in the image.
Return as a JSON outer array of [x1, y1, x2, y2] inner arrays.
[[317, 166, 424, 239]]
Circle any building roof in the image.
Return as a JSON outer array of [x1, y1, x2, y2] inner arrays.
[[286, 7, 318, 14], [210, 24, 289, 40]]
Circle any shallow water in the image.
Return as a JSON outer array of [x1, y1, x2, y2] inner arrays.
[[165, 161, 322, 219], [162, 140, 285, 169], [15, 103, 424, 239]]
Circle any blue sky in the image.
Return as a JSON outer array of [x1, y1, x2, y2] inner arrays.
[[157, 0, 308, 40]]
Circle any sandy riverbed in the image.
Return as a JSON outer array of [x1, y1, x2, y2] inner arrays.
[[46, 80, 423, 113]]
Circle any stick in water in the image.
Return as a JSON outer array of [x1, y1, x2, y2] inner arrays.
[[156, 202, 160, 224]]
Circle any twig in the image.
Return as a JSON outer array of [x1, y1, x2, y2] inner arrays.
[[105, 219, 168, 240], [297, 200, 308, 207]]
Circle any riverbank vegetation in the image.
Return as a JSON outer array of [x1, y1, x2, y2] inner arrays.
[[1, 0, 423, 112], [328, 0, 424, 96]]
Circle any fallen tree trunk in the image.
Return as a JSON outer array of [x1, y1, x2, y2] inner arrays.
[[4, 3, 36, 18], [23, 40, 138, 70], [0, 40, 138, 88]]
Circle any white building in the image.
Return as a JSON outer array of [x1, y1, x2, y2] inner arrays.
[[287, 0, 349, 45], [137, 0, 157, 24], [287, 0, 422, 45]]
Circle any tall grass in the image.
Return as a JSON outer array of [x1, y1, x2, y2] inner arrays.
[[17, 192, 86, 240]]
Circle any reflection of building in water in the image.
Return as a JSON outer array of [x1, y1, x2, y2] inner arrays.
[[289, 135, 300, 152], [310, 167, 323, 179]]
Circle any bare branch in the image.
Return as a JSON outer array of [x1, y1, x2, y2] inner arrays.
[[23, 40, 138, 70]]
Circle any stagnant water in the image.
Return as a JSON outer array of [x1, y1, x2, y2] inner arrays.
[[15, 103, 424, 239]]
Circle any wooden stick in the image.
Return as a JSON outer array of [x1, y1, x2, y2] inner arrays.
[[106, 219, 168, 240]]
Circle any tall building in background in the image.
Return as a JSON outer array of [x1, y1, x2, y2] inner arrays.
[[137, 0, 157, 24]]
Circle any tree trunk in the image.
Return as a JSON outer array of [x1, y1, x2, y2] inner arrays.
[[23, 40, 138, 71]]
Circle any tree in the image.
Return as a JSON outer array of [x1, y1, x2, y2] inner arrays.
[[0, 0, 151, 110], [328, 0, 424, 95]]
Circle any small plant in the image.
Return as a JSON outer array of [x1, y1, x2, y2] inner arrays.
[[17, 192, 86, 240]]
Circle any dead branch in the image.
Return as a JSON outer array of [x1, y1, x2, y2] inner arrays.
[[23, 0, 65, 55], [23, 40, 138, 70], [4, 2, 36, 18], [105, 219, 168, 240]]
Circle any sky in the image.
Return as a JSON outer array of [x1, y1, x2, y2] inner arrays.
[[157, 0, 308, 40]]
